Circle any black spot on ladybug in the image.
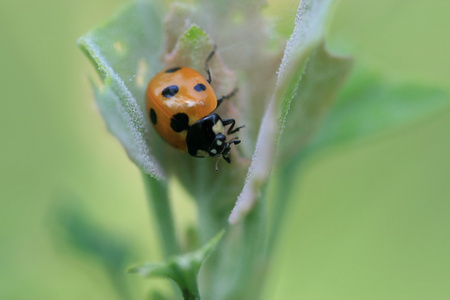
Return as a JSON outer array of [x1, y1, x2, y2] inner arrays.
[[150, 108, 157, 125], [162, 85, 179, 98], [165, 67, 181, 73], [170, 113, 190, 132], [194, 83, 206, 92]]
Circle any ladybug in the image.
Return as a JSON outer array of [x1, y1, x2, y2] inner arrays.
[[146, 47, 243, 166]]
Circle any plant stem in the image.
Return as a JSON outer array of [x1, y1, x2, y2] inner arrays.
[[142, 173, 179, 257]]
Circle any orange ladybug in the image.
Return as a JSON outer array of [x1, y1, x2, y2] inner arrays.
[[145, 47, 243, 164]]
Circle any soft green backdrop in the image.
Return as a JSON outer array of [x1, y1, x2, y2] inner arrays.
[[1, 0, 449, 299]]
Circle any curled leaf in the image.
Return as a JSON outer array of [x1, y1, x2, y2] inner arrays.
[[78, 1, 165, 179], [230, 0, 351, 224], [278, 43, 353, 161]]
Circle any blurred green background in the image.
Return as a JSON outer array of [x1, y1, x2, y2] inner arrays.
[[1, 0, 449, 299]]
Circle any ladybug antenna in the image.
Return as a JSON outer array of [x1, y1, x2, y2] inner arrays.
[[205, 45, 217, 84], [215, 157, 221, 173]]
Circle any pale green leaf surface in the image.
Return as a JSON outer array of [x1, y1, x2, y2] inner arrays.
[[230, 0, 343, 224], [278, 43, 353, 162], [78, 1, 165, 179], [307, 68, 450, 152], [277, 0, 335, 82]]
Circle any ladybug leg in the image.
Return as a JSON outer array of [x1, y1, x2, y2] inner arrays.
[[204, 45, 239, 108], [222, 118, 245, 134], [222, 156, 231, 164], [217, 87, 238, 107], [204, 45, 217, 84], [221, 138, 241, 163]]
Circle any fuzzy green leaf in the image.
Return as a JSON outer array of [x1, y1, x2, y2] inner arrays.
[[230, 0, 348, 224], [278, 43, 353, 162], [78, 1, 165, 179], [307, 68, 450, 152], [129, 230, 225, 300]]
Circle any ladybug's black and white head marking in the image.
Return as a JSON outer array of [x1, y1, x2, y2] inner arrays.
[[186, 114, 242, 163]]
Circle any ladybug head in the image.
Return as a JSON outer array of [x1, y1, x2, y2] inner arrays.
[[186, 114, 241, 164], [208, 133, 227, 157]]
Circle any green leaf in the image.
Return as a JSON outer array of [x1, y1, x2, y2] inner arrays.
[[277, 0, 337, 80], [78, 0, 165, 179], [307, 68, 450, 152], [278, 43, 353, 162], [129, 230, 225, 300], [230, 0, 349, 224]]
